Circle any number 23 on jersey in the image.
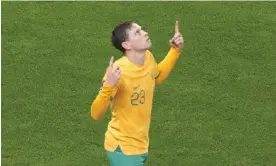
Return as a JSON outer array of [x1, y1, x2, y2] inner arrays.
[[131, 89, 145, 106]]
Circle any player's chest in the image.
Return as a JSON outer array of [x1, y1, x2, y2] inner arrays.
[[120, 70, 156, 105], [123, 71, 155, 92]]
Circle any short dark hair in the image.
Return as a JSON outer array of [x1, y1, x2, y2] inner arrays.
[[111, 21, 134, 53]]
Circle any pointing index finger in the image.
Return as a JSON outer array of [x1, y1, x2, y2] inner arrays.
[[175, 20, 179, 33], [109, 56, 114, 67]]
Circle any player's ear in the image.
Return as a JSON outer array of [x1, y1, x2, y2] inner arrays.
[[122, 41, 131, 51]]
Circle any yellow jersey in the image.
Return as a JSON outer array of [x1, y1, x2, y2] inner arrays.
[[91, 48, 181, 155], [104, 50, 158, 155]]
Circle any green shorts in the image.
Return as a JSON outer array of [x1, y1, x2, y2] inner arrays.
[[106, 146, 149, 166]]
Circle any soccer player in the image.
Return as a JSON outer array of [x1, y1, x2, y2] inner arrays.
[[90, 20, 184, 166]]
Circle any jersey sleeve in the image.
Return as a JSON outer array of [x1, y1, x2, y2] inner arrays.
[[153, 47, 182, 85], [90, 69, 119, 120], [153, 60, 161, 79]]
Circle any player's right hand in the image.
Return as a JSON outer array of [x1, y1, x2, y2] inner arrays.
[[106, 56, 121, 86]]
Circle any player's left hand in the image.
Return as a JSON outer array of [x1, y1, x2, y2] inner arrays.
[[170, 21, 184, 51]]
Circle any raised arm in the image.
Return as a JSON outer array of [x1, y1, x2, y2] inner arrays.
[[90, 56, 121, 120], [155, 21, 184, 85]]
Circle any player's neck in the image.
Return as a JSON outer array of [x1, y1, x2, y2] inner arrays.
[[125, 50, 146, 66]]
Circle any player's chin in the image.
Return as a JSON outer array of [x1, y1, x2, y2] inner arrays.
[[147, 41, 152, 48]]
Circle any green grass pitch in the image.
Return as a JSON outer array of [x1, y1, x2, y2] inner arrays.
[[2, 2, 276, 165]]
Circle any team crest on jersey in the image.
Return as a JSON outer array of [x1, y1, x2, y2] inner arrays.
[[152, 72, 160, 79]]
